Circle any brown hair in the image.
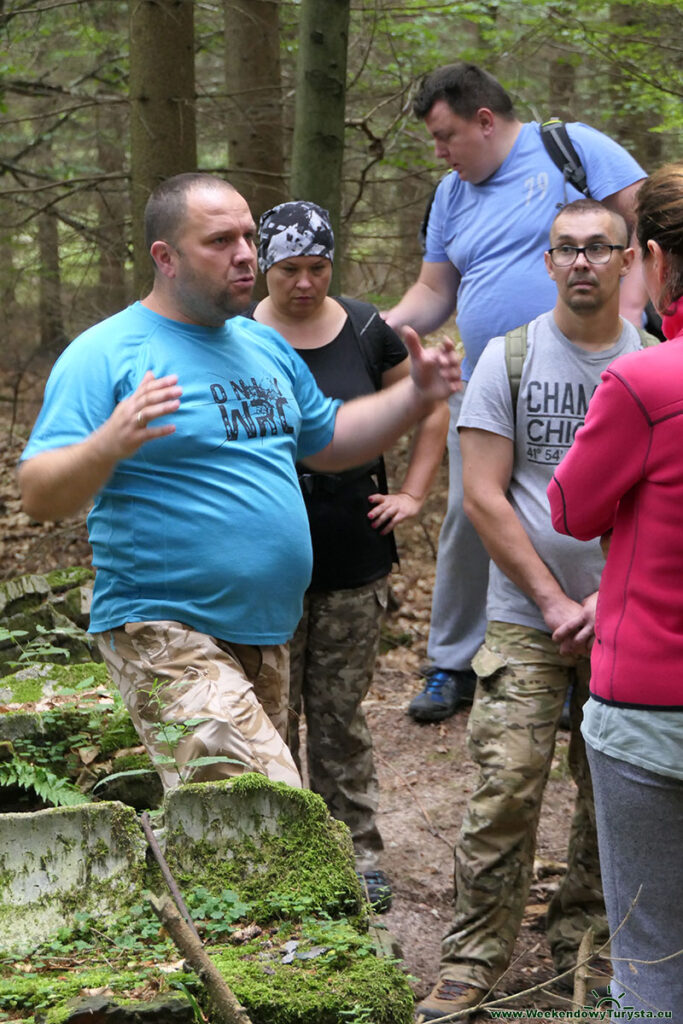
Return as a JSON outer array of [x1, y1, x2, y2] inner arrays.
[[551, 198, 629, 246], [636, 163, 683, 308], [144, 173, 235, 254], [413, 62, 515, 122]]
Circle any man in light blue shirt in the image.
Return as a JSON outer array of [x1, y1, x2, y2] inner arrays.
[[384, 61, 646, 723]]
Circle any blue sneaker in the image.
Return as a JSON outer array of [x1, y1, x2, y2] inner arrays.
[[407, 668, 476, 722], [356, 869, 393, 913], [559, 688, 572, 730]]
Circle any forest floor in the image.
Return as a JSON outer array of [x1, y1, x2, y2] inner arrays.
[[1, 402, 602, 1020]]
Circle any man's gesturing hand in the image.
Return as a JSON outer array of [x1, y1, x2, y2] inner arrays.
[[94, 371, 182, 462], [402, 327, 462, 402]]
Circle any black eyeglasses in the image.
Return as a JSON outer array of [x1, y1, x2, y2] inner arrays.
[[548, 243, 626, 267]]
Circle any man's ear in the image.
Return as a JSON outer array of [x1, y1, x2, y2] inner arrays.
[[476, 107, 495, 135], [619, 246, 636, 277], [150, 240, 177, 278], [544, 249, 556, 281]]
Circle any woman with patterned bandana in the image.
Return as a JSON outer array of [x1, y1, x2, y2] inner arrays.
[[249, 201, 449, 911]]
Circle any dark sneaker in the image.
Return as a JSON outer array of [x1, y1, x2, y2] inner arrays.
[[558, 686, 572, 730], [356, 869, 392, 913], [407, 668, 476, 722], [415, 979, 487, 1021]]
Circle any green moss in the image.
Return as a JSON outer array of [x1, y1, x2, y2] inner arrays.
[[40, 661, 111, 693], [2, 661, 112, 700], [6, 677, 43, 704], [209, 932, 414, 1024], [44, 567, 94, 593], [112, 751, 154, 772], [166, 776, 366, 924], [0, 965, 194, 1020]]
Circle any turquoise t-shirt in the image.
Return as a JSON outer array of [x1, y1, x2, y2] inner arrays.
[[22, 303, 340, 644], [425, 121, 646, 379]]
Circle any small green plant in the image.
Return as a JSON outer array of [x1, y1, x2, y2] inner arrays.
[[186, 886, 252, 939], [0, 756, 89, 807], [0, 623, 86, 667], [146, 677, 247, 782], [340, 1005, 374, 1024]]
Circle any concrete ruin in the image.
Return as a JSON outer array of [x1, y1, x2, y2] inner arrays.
[[0, 571, 412, 1024]]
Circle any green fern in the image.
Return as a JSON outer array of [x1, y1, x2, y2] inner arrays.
[[0, 757, 89, 807]]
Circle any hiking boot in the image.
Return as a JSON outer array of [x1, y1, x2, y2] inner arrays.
[[415, 979, 487, 1021], [407, 668, 476, 722], [356, 868, 393, 913]]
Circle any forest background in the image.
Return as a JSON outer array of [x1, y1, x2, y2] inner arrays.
[[1, 0, 682, 423]]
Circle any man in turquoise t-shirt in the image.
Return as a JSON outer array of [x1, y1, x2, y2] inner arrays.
[[19, 172, 460, 794], [383, 61, 647, 723]]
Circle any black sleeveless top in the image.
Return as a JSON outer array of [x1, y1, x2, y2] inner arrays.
[[246, 299, 406, 590]]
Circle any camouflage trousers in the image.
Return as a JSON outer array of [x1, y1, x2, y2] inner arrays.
[[289, 578, 388, 870], [440, 621, 607, 988], [95, 621, 301, 791]]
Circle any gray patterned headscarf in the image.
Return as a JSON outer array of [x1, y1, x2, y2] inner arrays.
[[258, 201, 335, 273]]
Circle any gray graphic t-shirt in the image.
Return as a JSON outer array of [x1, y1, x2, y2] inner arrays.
[[457, 310, 643, 633]]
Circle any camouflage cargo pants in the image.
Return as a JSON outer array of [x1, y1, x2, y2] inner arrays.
[[440, 621, 607, 988], [289, 578, 388, 869], [95, 621, 301, 790]]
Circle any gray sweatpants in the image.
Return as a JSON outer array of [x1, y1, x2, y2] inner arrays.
[[427, 387, 489, 672], [586, 744, 683, 1018]]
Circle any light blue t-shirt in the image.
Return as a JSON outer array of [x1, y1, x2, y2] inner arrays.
[[22, 303, 340, 644], [582, 698, 683, 781], [424, 121, 646, 379]]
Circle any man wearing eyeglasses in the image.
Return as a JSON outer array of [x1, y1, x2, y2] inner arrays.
[[416, 199, 656, 1021]]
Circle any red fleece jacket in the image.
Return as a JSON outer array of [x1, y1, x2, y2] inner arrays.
[[548, 302, 683, 709]]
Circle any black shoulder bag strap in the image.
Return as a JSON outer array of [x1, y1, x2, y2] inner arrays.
[[336, 294, 400, 564], [540, 118, 591, 205]]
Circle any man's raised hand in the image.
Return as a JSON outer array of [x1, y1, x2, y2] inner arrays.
[[401, 327, 462, 402], [93, 371, 182, 462]]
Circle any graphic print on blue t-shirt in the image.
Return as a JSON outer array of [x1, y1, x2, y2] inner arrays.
[[210, 374, 295, 441]]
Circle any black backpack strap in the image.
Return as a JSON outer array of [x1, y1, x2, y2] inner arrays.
[[504, 324, 529, 423], [335, 295, 390, 390], [540, 118, 591, 203]]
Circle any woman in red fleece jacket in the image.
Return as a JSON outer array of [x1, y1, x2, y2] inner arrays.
[[548, 164, 683, 1016]]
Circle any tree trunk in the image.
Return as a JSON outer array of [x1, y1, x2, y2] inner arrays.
[[607, 2, 662, 170], [223, 0, 287, 221], [548, 56, 577, 121], [129, 0, 197, 297], [96, 99, 129, 317], [38, 208, 67, 356], [290, 0, 350, 293]]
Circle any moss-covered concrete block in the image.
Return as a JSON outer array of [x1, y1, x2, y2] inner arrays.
[[0, 660, 112, 710], [0, 569, 97, 676], [163, 774, 365, 922], [0, 573, 50, 619], [0, 801, 147, 954]]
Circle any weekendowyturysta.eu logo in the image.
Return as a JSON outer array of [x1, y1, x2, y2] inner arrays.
[[485, 990, 672, 1020]]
